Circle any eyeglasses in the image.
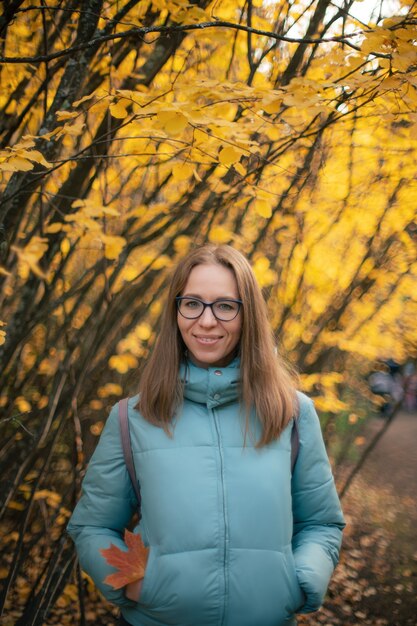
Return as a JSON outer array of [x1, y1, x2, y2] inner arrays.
[[176, 297, 243, 321]]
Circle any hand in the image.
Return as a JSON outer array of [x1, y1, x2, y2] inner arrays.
[[125, 577, 144, 602]]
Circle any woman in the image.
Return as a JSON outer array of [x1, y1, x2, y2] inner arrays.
[[67, 244, 345, 626]]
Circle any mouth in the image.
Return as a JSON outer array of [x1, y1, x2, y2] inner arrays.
[[193, 335, 223, 344]]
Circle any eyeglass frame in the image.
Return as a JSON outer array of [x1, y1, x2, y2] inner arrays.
[[175, 296, 243, 321]]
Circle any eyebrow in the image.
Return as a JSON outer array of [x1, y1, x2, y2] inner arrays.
[[182, 293, 239, 300]]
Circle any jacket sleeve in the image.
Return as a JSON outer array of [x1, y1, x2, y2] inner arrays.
[[67, 402, 138, 607], [291, 393, 346, 614]]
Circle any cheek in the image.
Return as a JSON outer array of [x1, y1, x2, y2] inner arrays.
[[231, 319, 243, 342], [177, 314, 192, 340]]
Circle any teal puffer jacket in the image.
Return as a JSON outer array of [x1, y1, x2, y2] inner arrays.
[[67, 359, 345, 626]]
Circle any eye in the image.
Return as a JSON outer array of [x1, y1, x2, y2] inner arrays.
[[184, 299, 201, 308], [216, 301, 236, 311]]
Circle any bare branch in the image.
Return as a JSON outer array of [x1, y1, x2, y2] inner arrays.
[[0, 20, 366, 65]]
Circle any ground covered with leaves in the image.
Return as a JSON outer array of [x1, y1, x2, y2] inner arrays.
[[300, 412, 417, 626]]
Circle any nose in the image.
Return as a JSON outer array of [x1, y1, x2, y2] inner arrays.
[[198, 305, 218, 327]]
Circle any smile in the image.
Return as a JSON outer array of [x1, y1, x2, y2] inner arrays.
[[194, 336, 223, 344]]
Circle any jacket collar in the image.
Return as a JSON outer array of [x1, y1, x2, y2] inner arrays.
[[180, 357, 240, 409]]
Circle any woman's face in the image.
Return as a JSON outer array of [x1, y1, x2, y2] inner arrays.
[[177, 263, 242, 369]]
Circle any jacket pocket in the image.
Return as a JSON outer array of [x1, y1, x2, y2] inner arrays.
[[283, 546, 305, 615], [228, 548, 304, 626], [133, 548, 219, 625]]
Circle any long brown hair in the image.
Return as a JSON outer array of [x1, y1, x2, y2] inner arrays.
[[134, 244, 298, 446]]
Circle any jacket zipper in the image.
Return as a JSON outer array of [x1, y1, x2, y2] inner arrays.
[[212, 407, 228, 626]]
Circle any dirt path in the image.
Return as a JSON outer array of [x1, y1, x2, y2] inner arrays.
[[299, 411, 417, 626], [360, 411, 417, 505]]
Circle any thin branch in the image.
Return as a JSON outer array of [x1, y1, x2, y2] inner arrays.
[[0, 21, 367, 65]]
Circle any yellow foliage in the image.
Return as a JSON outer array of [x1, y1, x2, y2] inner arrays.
[[109, 353, 138, 373], [171, 161, 194, 181], [252, 256, 277, 288], [37, 396, 49, 409], [153, 255, 172, 270], [15, 397, 31, 413], [208, 226, 233, 244], [135, 323, 152, 341], [0, 320, 6, 346], [100, 234, 127, 260], [253, 199, 272, 219], [97, 383, 123, 398], [89, 399, 104, 411], [155, 110, 189, 135], [11, 238, 49, 280], [174, 235, 192, 253], [34, 490, 62, 507], [218, 146, 244, 166], [313, 395, 348, 413], [90, 421, 105, 436], [110, 100, 130, 119]]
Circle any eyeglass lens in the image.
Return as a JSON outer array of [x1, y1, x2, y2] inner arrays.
[[178, 298, 240, 320]]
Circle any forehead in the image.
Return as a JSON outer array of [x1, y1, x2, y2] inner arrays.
[[183, 263, 239, 298]]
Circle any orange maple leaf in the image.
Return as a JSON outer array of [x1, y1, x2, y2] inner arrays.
[[100, 529, 149, 589]]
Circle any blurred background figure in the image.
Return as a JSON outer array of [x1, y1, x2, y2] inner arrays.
[[368, 361, 401, 417], [403, 362, 417, 412]]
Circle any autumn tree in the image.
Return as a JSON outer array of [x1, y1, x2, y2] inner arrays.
[[0, 1, 416, 623]]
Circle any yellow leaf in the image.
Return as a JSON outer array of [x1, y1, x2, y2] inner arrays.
[[174, 235, 191, 253], [97, 383, 123, 397], [61, 238, 70, 256], [34, 490, 62, 506], [18, 149, 51, 167], [172, 162, 194, 181], [253, 256, 277, 287], [218, 146, 242, 166], [123, 266, 141, 281], [89, 399, 103, 410], [5, 157, 34, 171], [135, 323, 152, 341], [37, 396, 49, 409], [56, 110, 79, 121], [45, 223, 63, 234], [109, 353, 138, 373], [73, 93, 96, 107], [103, 206, 120, 217], [110, 100, 129, 119], [90, 421, 104, 436], [0, 330, 6, 345], [59, 119, 85, 138], [101, 235, 126, 260], [208, 226, 233, 244], [262, 97, 282, 114], [153, 255, 171, 269], [0, 161, 17, 172], [8, 501, 25, 511], [156, 110, 188, 135], [15, 397, 31, 412], [234, 162, 246, 176], [253, 199, 272, 218]]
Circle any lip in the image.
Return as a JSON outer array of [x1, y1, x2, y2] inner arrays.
[[193, 335, 223, 344]]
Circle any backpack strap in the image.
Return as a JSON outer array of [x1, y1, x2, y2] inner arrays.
[[291, 416, 299, 474], [118, 398, 142, 520]]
